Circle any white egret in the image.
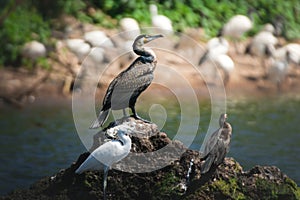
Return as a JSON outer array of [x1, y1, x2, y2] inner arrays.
[[198, 37, 234, 86], [75, 125, 132, 200], [219, 9, 254, 53], [213, 54, 235, 86], [274, 43, 300, 66], [198, 37, 229, 65], [200, 114, 232, 174], [119, 17, 141, 40], [268, 51, 291, 92], [245, 24, 278, 75], [84, 30, 114, 48], [66, 38, 91, 62], [149, 4, 173, 34]]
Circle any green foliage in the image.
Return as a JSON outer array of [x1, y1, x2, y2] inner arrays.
[[1, 0, 300, 67], [91, 0, 300, 39], [0, 2, 50, 66]]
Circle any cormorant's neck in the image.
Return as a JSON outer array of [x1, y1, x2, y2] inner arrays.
[[134, 47, 155, 63]]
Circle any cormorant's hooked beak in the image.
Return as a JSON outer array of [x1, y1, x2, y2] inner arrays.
[[144, 34, 164, 43]]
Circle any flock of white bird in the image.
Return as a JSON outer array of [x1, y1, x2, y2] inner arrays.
[[64, 4, 300, 92]]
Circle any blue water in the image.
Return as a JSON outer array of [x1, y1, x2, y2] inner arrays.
[[0, 96, 299, 195]]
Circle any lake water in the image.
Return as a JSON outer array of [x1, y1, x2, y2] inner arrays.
[[0, 96, 299, 195]]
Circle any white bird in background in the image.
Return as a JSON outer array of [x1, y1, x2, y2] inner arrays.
[[75, 125, 132, 200], [212, 54, 235, 86], [84, 30, 114, 48], [206, 37, 229, 55], [200, 113, 232, 174], [199, 37, 234, 86], [245, 23, 278, 75], [66, 38, 91, 62], [149, 4, 173, 34], [119, 17, 141, 40], [274, 43, 300, 67], [219, 9, 254, 53], [268, 51, 291, 92], [198, 37, 229, 65]]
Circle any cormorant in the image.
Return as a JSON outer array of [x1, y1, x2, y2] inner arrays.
[[200, 113, 232, 174], [90, 34, 163, 129]]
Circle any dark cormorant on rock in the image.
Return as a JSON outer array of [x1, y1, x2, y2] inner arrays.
[[200, 113, 232, 174], [90, 34, 163, 129]]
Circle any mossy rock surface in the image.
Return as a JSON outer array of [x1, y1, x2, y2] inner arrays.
[[1, 118, 299, 200]]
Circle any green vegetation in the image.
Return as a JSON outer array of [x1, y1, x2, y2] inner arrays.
[[255, 178, 300, 200], [152, 171, 182, 199], [210, 178, 245, 199], [0, 0, 299, 67]]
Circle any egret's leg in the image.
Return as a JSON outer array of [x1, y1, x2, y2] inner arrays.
[[130, 106, 151, 123], [223, 71, 230, 86], [103, 166, 109, 200], [234, 40, 240, 54]]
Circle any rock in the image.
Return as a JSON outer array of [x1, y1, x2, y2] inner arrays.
[[84, 31, 114, 48], [1, 118, 299, 200], [22, 41, 46, 61]]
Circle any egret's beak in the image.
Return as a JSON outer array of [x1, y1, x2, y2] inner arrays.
[[144, 34, 164, 43]]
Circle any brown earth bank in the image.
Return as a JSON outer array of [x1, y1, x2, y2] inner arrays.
[[1, 118, 299, 200], [1, 26, 300, 108]]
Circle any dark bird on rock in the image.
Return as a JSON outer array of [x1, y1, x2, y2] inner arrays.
[[90, 34, 163, 129], [200, 113, 232, 174]]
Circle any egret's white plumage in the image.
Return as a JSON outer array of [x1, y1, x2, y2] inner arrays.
[[222, 15, 253, 39], [268, 51, 291, 91], [66, 39, 91, 62], [206, 37, 229, 55], [245, 24, 278, 74], [199, 37, 234, 86], [213, 54, 235, 86], [75, 129, 131, 174], [84, 30, 114, 48], [119, 17, 141, 40], [274, 43, 300, 66], [76, 125, 132, 199], [199, 37, 229, 65], [150, 4, 173, 34], [221, 13, 253, 53]]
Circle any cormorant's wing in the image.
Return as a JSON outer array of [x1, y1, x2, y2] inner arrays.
[[109, 60, 155, 109], [202, 128, 222, 157], [200, 138, 227, 174]]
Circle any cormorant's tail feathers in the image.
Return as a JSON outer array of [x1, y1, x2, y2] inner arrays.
[[200, 154, 215, 174], [89, 109, 110, 129]]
